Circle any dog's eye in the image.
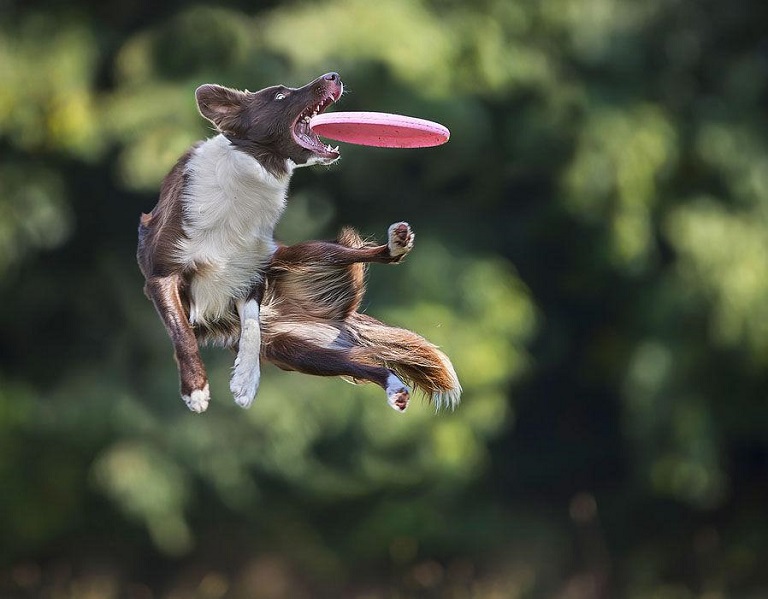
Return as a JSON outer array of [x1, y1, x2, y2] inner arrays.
[[274, 92, 286, 100]]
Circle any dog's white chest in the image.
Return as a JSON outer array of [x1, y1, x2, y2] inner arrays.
[[177, 135, 290, 325]]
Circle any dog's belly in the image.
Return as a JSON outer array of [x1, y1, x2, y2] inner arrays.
[[188, 268, 249, 326], [186, 240, 275, 327]]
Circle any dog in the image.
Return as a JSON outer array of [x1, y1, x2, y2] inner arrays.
[[137, 72, 460, 412], [138, 72, 343, 412]]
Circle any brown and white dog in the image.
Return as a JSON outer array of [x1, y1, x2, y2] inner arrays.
[[137, 72, 461, 413]]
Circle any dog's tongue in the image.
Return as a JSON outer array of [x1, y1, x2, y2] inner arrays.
[[309, 112, 450, 148]]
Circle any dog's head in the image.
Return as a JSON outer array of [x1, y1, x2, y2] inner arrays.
[[195, 72, 344, 175]]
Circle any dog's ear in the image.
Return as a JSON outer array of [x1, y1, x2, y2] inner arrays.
[[195, 84, 249, 134]]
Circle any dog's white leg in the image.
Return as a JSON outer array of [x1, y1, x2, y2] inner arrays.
[[230, 298, 261, 408], [386, 373, 410, 412]]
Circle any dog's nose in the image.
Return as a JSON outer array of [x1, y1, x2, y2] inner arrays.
[[323, 72, 340, 82]]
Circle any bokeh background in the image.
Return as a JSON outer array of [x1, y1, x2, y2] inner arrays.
[[1, 0, 767, 597]]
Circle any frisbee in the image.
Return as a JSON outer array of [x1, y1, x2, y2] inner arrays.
[[309, 111, 450, 148]]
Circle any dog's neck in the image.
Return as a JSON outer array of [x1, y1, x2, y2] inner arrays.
[[225, 135, 301, 178], [182, 134, 291, 238], [223, 131, 336, 178]]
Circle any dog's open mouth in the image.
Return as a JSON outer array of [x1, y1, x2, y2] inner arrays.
[[292, 91, 341, 160]]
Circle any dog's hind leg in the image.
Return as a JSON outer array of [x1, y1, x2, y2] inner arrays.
[[263, 333, 411, 412], [145, 275, 210, 412], [271, 222, 414, 268]]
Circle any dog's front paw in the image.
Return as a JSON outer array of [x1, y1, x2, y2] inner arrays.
[[388, 222, 414, 259], [230, 359, 260, 409], [183, 384, 210, 413]]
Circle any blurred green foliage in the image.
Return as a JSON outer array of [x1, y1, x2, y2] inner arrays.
[[1, 0, 767, 596]]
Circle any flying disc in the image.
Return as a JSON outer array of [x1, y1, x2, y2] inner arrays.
[[309, 111, 450, 148]]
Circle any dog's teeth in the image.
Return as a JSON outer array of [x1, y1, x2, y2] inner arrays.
[[332, 145, 339, 152], [303, 116, 311, 123]]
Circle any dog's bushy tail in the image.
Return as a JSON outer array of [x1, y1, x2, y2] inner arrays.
[[348, 313, 462, 410]]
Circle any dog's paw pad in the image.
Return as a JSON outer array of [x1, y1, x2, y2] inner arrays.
[[389, 389, 410, 412], [388, 222, 414, 258], [386, 374, 410, 412], [183, 384, 210, 413]]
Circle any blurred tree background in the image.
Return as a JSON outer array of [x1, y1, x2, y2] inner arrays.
[[1, 0, 767, 596]]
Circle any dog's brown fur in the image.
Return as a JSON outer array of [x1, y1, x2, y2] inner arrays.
[[258, 225, 461, 410]]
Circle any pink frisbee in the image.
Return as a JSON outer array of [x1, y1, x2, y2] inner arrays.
[[309, 111, 450, 148]]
